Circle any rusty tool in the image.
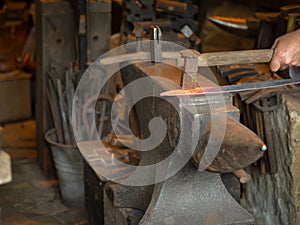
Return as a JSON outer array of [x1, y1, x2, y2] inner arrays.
[[219, 66, 255, 78], [208, 4, 300, 48], [227, 70, 259, 83], [208, 13, 280, 39], [219, 63, 270, 82], [208, 16, 262, 38]]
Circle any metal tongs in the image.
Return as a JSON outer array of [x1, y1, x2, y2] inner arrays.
[[160, 51, 300, 97]]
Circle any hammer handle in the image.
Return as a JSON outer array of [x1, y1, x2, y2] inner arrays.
[[100, 49, 274, 67], [198, 49, 274, 67]]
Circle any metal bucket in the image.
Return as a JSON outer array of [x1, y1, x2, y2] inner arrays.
[[45, 129, 84, 208]]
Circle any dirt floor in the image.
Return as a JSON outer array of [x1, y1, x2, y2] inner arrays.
[[0, 120, 87, 225]]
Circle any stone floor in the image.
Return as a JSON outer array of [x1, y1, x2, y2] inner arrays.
[[0, 120, 87, 225]]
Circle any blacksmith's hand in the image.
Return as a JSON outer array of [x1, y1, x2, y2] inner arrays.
[[270, 29, 300, 72]]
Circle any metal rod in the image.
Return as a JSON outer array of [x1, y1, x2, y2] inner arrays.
[[262, 98, 278, 174], [57, 79, 72, 145]]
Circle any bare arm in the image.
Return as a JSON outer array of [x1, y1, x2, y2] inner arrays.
[[269, 29, 300, 72]]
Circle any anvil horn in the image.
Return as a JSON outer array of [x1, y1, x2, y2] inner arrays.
[[193, 115, 266, 173]]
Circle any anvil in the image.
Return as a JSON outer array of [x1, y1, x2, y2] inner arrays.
[[107, 60, 264, 224], [75, 42, 275, 224]]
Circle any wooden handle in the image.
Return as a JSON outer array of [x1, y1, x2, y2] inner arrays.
[[100, 49, 274, 67], [198, 49, 274, 67]]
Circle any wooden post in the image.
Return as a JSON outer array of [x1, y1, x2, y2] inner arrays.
[[35, 0, 76, 177]]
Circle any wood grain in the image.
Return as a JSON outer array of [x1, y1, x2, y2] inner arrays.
[[198, 49, 274, 66], [100, 49, 274, 67]]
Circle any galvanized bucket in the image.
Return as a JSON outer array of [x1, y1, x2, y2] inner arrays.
[[45, 129, 84, 208]]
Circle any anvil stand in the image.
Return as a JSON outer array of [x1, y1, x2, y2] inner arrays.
[[104, 50, 255, 225]]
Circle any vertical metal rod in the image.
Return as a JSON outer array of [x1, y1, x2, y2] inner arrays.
[[262, 98, 277, 174], [150, 26, 162, 63]]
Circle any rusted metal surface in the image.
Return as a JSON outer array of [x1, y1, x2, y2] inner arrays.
[[192, 115, 265, 173]]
